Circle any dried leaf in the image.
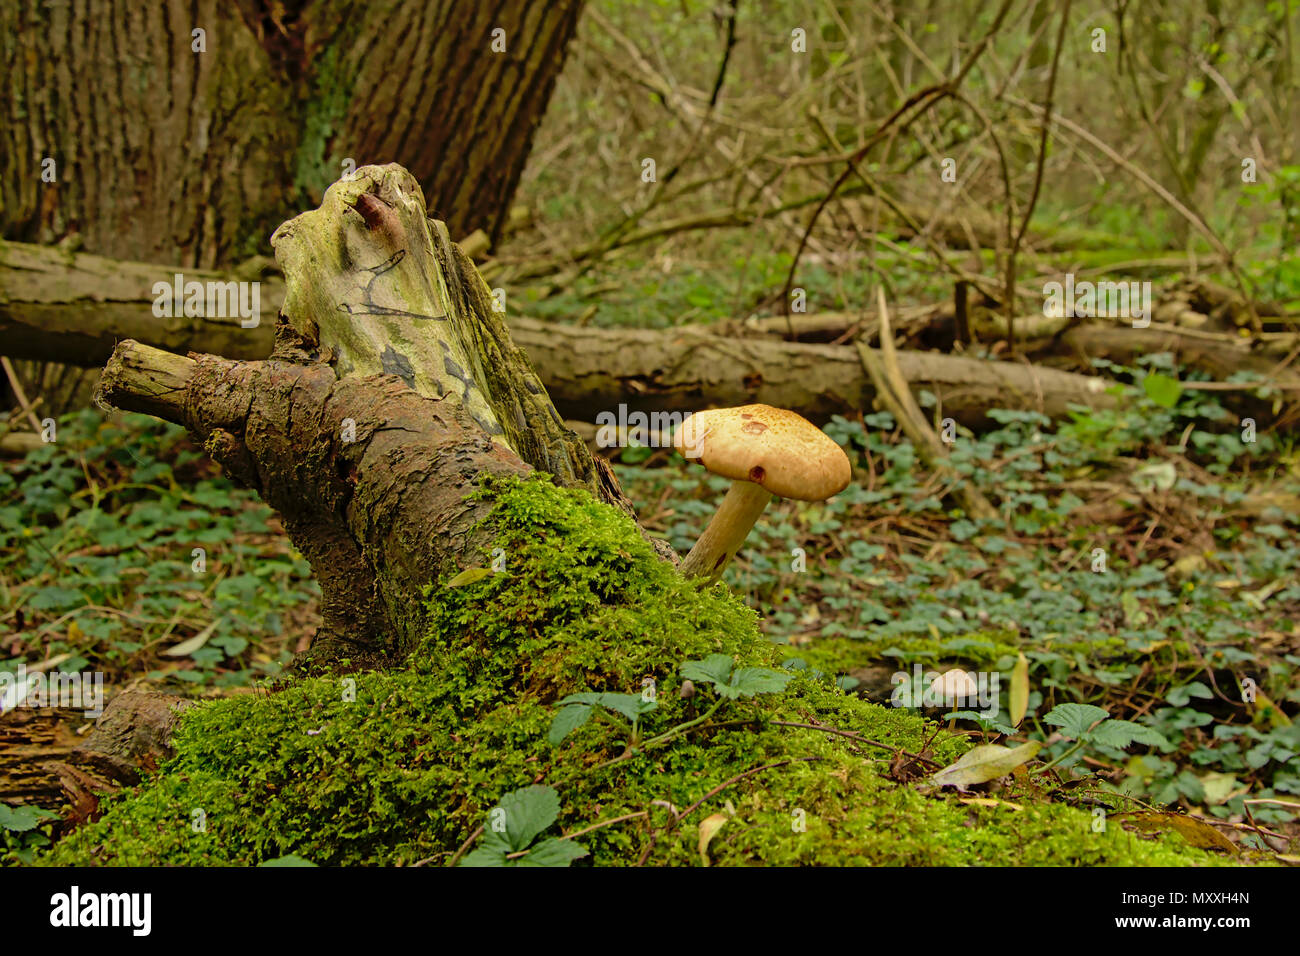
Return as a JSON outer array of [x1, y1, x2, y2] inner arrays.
[[1123, 812, 1237, 853], [958, 797, 1024, 810], [162, 620, 220, 657]]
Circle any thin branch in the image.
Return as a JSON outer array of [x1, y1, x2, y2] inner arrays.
[[780, 0, 1018, 313], [1004, 0, 1072, 350]]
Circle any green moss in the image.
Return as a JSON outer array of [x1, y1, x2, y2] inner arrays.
[[792, 629, 1021, 679], [44, 476, 1231, 867], [292, 45, 355, 205]]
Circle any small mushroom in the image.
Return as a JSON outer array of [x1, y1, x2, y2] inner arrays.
[[929, 668, 978, 729], [673, 404, 851, 583]]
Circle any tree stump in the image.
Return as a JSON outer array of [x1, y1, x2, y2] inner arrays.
[[96, 164, 652, 665]]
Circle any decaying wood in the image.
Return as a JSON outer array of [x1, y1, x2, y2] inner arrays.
[[6, 246, 1296, 435], [0, 706, 87, 806], [94, 165, 648, 666], [511, 319, 1115, 426], [1, 688, 199, 820]]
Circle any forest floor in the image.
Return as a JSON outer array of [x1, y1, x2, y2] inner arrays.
[[3, 373, 1297, 860]]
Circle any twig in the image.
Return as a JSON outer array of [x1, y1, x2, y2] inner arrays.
[[780, 0, 1017, 312], [1, 356, 43, 433], [443, 824, 484, 867]]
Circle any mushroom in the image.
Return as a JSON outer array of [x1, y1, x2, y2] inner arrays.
[[929, 668, 978, 729], [673, 404, 851, 583]]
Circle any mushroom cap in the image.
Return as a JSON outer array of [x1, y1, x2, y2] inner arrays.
[[673, 404, 851, 500], [929, 668, 978, 703]]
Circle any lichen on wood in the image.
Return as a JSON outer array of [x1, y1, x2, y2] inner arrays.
[[270, 163, 599, 490]]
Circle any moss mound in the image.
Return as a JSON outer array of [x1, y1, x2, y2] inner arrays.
[[45, 476, 1222, 866]]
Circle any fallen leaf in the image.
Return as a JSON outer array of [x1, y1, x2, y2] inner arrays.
[[163, 620, 220, 657], [931, 741, 1042, 790], [1253, 690, 1292, 728], [958, 797, 1023, 810], [446, 567, 493, 587], [698, 813, 728, 867], [1010, 653, 1029, 728], [1122, 812, 1237, 853]]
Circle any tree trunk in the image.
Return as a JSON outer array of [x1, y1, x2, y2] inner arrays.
[[0, 0, 583, 263]]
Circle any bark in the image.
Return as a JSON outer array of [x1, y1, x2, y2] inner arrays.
[[0, 237, 1116, 426], [510, 320, 1115, 426], [0, 706, 85, 807], [99, 339, 530, 663], [0, 0, 583, 264]]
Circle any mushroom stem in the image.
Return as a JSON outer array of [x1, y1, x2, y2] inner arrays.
[[680, 480, 773, 583]]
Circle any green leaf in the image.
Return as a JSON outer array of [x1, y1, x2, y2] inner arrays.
[[724, 667, 793, 699], [679, 654, 735, 689], [556, 692, 656, 723], [26, 586, 87, 612], [459, 844, 510, 867], [931, 741, 1042, 789], [494, 785, 561, 852], [1166, 682, 1214, 706], [679, 656, 791, 699], [0, 802, 59, 832], [446, 567, 493, 587], [259, 854, 317, 867], [1043, 703, 1110, 740], [515, 837, 588, 867], [1089, 719, 1168, 750], [548, 704, 593, 745], [459, 785, 587, 867], [1143, 372, 1183, 408]]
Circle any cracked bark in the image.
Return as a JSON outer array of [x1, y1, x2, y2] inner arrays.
[[0, 0, 583, 262]]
